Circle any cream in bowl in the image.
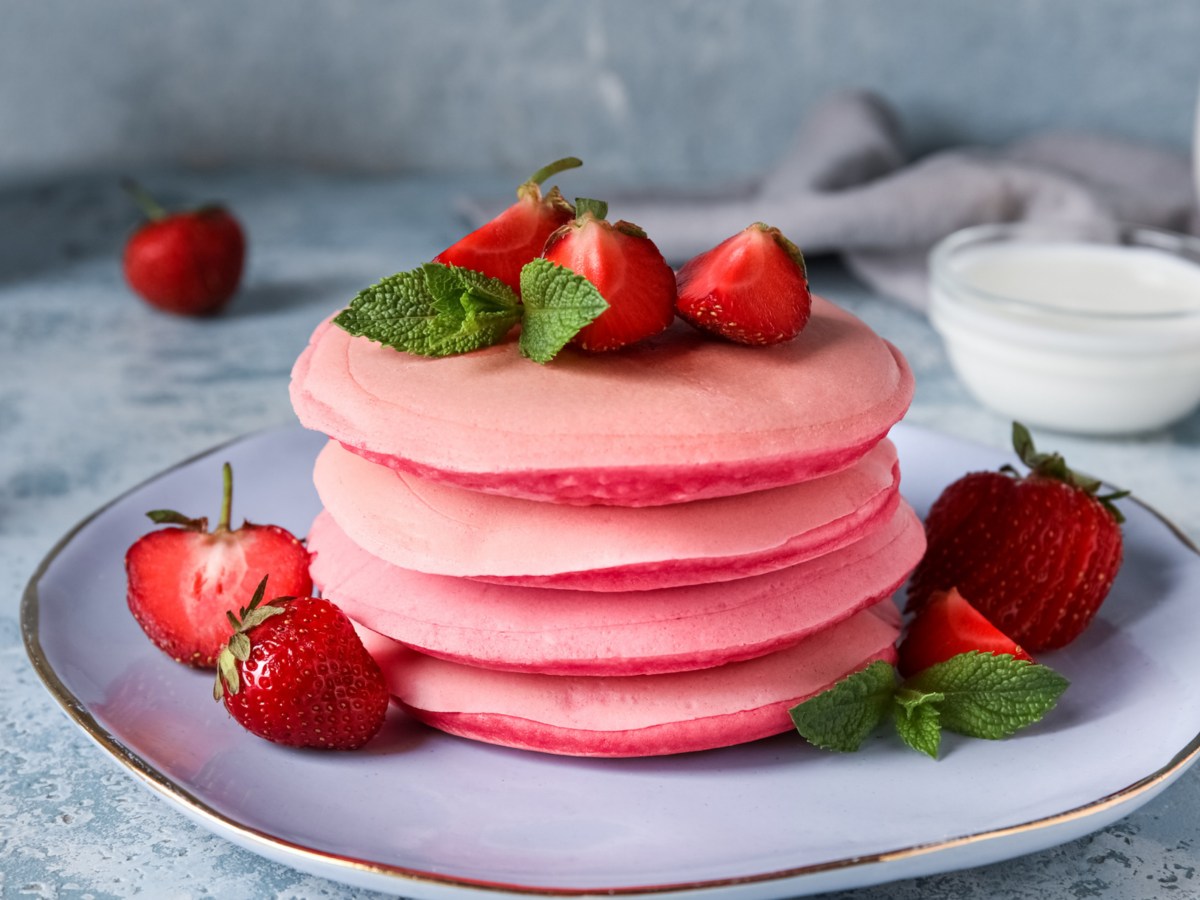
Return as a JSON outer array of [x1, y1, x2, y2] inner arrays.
[[929, 222, 1200, 435]]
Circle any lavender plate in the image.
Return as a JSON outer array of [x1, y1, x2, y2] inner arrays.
[[22, 423, 1200, 898]]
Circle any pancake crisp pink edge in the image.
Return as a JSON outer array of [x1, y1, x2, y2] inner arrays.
[[313, 436, 902, 590], [355, 605, 900, 758], [289, 300, 916, 506], [313, 501, 925, 675]]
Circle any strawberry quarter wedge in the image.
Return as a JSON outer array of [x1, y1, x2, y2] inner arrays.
[[125, 463, 312, 668], [675, 223, 811, 345], [897, 587, 1033, 678], [433, 157, 581, 294], [536, 198, 677, 352]]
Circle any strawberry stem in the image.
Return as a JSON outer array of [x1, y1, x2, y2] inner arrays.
[[218, 462, 233, 532], [1009, 422, 1127, 523], [574, 197, 609, 221], [526, 157, 583, 188], [121, 178, 167, 221]]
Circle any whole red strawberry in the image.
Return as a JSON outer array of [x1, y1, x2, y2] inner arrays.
[[122, 180, 246, 316], [541, 198, 677, 352], [214, 579, 389, 750], [907, 424, 1126, 651], [675, 223, 811, 345], [434, 157, 581, 294], [125, 463, 312, 667], [898, 587, 1034, 677]]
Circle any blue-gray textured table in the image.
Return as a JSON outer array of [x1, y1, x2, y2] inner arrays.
[[3, 171, 1198, 899]]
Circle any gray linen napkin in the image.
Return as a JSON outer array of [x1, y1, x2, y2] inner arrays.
[[461, 90, 1199, 310]]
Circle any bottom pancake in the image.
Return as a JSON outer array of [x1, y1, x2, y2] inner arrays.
[[356, 602, 899, 758]]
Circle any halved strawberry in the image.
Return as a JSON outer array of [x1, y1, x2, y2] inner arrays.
[[125, 463, 312, 668], [898, 587, 1034, 678], [433, 157, 582, 294], [214, 578, 389, 750], [675, 223, 811, 345], [541, 198, 677, 352]]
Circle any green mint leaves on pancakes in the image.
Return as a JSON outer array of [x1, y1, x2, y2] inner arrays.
[[334, 260, 608, 364]]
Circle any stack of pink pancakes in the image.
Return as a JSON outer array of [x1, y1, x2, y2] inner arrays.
[[290, 296, 924, 757]]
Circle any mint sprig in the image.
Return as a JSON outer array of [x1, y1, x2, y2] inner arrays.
[[334, 259, 608, 364], [334, 262, 522, 358], [789, 651, 1068, 759]]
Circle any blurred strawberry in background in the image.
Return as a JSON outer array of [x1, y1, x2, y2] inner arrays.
[[122, 180, 246, 316]]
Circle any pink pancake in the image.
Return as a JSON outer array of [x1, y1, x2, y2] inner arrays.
[[313, 437, 901, 591], [290, 296, 914, 506], [311, 501, 923, 675], [356, 604, 900, 757]]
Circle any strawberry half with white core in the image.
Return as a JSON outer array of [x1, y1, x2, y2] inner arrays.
[[897, 587, 1034, 678], [125, 463, 313, 668], [675, 223, 811, 345], [907, 423, 1126, 651], [433, 157, 582, 294], [541, 198, 677, 352], [214, 578, 389, 750]]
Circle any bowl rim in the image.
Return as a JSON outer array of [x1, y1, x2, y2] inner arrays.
[[929, 221, 1200, 324]]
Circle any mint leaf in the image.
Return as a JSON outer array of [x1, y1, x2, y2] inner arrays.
[[893, 687, 945, 759], [518, 259, 609, 364], [789, 660, 896, 752], [905, 652, 1068, 740], [334, 263, 521, 358]]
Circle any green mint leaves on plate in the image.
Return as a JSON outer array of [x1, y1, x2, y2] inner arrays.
[[789, 652, 1068, 759], [787, 658, 896, 753], [334, 260, 608, 364]]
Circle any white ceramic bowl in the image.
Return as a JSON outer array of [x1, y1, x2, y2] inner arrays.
[[929, 221, 1200, 435]]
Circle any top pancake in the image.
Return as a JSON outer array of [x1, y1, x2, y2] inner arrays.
[[290, 296, 914, 506]]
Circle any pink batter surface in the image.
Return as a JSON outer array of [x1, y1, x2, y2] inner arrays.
[[313, 501, 923, 675], [313, 437, 902, 590], [290, 296, 914, 505], [356, 603, 900, 757]]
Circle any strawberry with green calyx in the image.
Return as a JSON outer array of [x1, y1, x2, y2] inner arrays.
[[336, 196, 674, 363], [790, 652, 1068, 760], [897, 587, 1034, 678], [214, 577, 389, 750], [434, 157, 582, 294], [907, 422, 1127, 651], [122, 179, 246, 316], [675, 223, 811, 345], [533, 197, 677, 352], [125, 463, 312, 668], [334, 255, 608, 365]]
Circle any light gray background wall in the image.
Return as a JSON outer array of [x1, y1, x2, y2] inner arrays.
[[2, 0, 1198, 186]]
